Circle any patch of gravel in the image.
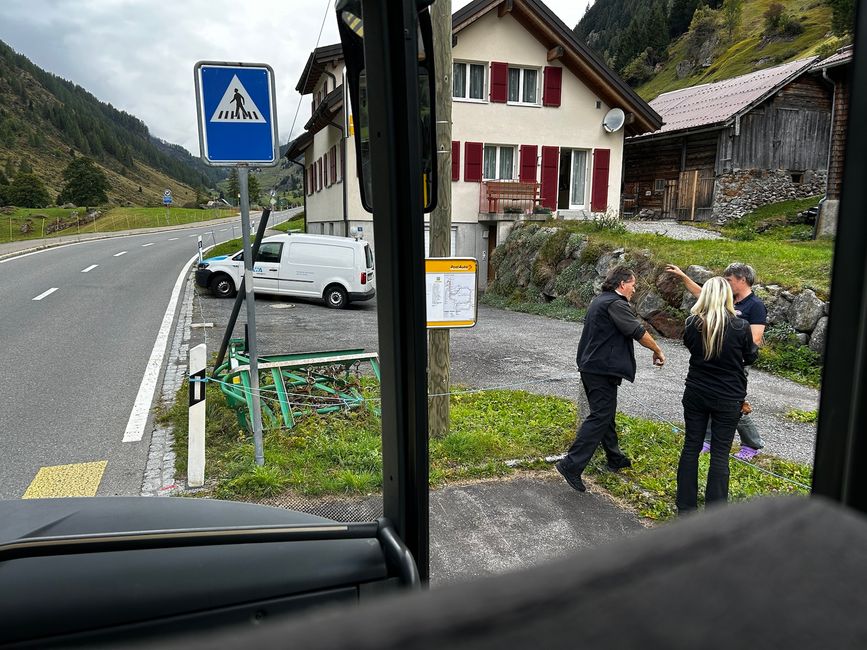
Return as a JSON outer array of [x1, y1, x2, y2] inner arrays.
[[623, 220, 725, 241]]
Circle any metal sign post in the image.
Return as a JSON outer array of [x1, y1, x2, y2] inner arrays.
[[195, 61, 278, 467], [163, 189, 173, 225]]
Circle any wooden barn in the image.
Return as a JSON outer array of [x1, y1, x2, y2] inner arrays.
[[623, 58, 832, 222]]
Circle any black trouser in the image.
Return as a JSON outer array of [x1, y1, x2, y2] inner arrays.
[[562, 372, 628, 476], [677, 386, 742, 512]]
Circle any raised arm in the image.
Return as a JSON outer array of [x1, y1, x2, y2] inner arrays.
[[665, 264, 701, 298]]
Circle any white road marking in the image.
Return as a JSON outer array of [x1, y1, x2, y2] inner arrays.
[[81, 264, 98, 273], [219, 229, 228, 232], [188, 234, 199, 237], [122, 251, 201, 443], [114, 251, 127, 257], [168, 237, 179, 241], [32, 288, 58, 301], [142, 243, 155, 247]]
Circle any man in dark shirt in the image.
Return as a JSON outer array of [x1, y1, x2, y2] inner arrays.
[[666, 262, 768, 458], [556, 266, 666, 492]]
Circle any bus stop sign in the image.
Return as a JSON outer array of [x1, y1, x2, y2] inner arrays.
[[194, 61, 279, 167]]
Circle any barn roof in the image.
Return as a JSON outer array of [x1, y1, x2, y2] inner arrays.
[[635, 58, 818, 139]]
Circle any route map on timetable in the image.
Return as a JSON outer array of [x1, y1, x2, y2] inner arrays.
[[425, 258, 478, 328]]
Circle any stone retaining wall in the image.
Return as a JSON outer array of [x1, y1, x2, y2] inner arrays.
[[714, 169, 826, 223]]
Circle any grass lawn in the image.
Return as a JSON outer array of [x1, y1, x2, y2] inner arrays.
[[0, 206, 236, 245], [163, 380, 812, 521]]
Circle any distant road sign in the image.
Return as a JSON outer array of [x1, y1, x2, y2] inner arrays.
[[164, 189, 172, 198], [194, 61, 278, 167]]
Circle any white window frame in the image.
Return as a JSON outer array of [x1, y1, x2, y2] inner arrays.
[[452, 60, 487, 103], [482, 144, 516, 181], [507, 66, 540, 106]]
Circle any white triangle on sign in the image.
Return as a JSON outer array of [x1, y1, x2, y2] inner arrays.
[[209, 75, 266, 123]]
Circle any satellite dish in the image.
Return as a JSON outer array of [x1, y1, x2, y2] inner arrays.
[[602, 108, 626, 133]]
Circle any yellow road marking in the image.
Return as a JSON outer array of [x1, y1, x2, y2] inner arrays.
[[22, 461, 108, 498]]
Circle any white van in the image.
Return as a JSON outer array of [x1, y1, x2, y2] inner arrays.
[[195, 233, 375, 309]]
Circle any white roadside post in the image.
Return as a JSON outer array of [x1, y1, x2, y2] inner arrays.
[[188, 343, 207, 487]]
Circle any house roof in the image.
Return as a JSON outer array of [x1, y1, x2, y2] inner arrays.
[[296, 43, 343, 95], [284, 131, 313, 161], [811, 45, 854, 71], [453, 0, 661, 135], [304, 84, 344, 132], [293, 0, 662, 136], [636, 58, 818, 138]]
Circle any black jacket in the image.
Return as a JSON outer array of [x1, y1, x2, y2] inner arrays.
[[576, 291, 646, 382], [683, 315, 759, 400]]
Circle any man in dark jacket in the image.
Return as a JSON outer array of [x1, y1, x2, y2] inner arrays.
[[556, 266, 666, 492]]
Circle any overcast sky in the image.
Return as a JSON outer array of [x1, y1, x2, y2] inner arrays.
[[0, 0, 591, 156]]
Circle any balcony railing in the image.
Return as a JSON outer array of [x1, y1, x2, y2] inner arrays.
[[479, 180, 541, 215]]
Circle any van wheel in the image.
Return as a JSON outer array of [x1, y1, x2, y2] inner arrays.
[[324, 285, 348, 309], [210, 274, 236, 298]]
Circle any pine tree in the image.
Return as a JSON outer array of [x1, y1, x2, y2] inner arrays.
[[7, 173, 50, 208], [227, 168, 240, 205], [57, 157, 110, 206]]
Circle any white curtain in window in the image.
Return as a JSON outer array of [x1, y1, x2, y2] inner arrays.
[[499, 147, 514, 180], [523, 69, 538, 103], [453, 63, 466, 98], [483, 146, 497, 179], [508, 68, 520, 102], [469, 64, 485, 99], [571, 150, 587, 207]]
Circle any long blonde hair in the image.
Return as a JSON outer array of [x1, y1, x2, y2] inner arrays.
[[690, 277, 736, 360]]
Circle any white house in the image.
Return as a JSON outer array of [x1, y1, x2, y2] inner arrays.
[[286, 0, 661, 286]]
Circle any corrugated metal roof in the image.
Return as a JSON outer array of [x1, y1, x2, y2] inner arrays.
[[811, 46, 854, 70], [642, 58, 817, 136]]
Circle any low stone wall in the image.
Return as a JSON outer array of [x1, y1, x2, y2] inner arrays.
[[488, 222, 829, 355], [714, 169, 826, 223]]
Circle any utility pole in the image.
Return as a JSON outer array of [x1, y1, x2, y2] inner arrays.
[[427, 0, 452, 438]]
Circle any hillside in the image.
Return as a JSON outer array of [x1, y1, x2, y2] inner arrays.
[[0, 39, 227, 206], [575, 0, 853, 100]]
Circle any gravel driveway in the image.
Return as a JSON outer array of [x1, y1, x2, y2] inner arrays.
[[189, 290, 819, 466]]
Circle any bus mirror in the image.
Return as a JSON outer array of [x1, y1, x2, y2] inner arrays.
[[337, 0, 437, 213]]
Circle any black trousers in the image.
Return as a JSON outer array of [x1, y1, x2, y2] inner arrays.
[[562, 372, 628, 476], [677, 385, 742, 512]]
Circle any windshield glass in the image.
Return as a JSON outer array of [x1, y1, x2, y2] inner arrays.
[[0, 0, 848, 587]]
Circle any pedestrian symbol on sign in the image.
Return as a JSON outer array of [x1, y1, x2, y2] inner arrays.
[[210, 76, 266, 123]]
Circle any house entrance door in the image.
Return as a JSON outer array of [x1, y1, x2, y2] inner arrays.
[[557, 150, 570, 209]]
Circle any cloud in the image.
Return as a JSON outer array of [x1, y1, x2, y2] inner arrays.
[[0, 0, 588, 155]]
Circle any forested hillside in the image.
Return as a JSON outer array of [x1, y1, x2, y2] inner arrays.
[[0, 40, 227, 206], [575, 0, 855, 99]]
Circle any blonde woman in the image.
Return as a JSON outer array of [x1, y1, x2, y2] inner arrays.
[[676, 277, 758, 514]]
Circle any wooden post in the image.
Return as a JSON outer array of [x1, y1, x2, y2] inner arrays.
[[428, 0, 452, 438], [690, 169, 699, 221]]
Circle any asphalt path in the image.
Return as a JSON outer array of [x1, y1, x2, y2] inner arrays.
[[189, 290, 819, 466], [0, 209, 300, 499]]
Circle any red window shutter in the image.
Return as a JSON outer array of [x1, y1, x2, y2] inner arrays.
[[452, 141, 461, 181], [591, 148, 611, 212], [519, 145, 538, 183], [490, 62, 508, 103], [324, 151, 330, 187], [540, 146, 559, 209], [543, 66, 562, 107], [330, 146, 337, 182], [317, 158, 322, 192], [464, 142, 483, 183], [307, 166, 312, 195], [337, 142, 342, 181]]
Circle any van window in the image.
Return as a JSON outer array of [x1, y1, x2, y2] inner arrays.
[[365, 244, 374, 269], [289, 242, 354, 269], [231, 242, 283, 263], [256, 242, 283, 264]]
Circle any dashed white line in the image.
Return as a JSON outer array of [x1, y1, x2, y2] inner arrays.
[[219, 229, 228, 232], [142, 243, 155, 247], [114, 251, 127, 257], [168, 237, 179, 241], [33, 288, 58, 301], [81, 264, 98, 273]]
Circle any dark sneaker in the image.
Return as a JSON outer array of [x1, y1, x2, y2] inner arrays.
[[606, 457, 632, 472], [555, 461, 586, 492]]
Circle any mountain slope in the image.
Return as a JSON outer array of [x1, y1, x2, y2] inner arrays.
[[0, 39, 226, 206]]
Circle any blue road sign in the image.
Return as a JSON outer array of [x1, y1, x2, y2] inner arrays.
[[194, 62, 278, 167]]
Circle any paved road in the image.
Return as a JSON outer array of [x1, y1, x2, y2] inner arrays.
[[0, 209, 300, 499], [188, 289, 819, 466]]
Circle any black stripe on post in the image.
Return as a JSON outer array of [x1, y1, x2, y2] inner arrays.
[[189, 371, 206, 407]]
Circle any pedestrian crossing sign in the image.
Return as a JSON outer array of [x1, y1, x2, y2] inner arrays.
[[195, 61, 278, 166]]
